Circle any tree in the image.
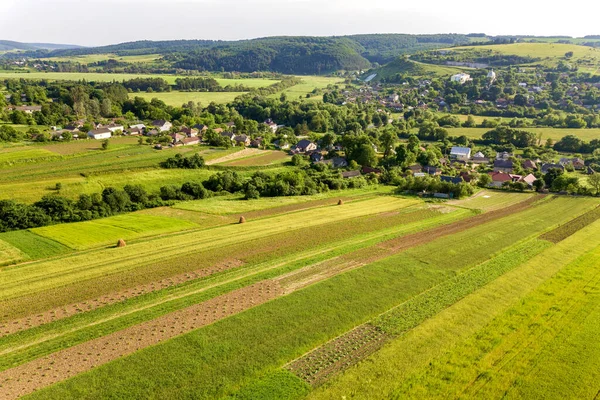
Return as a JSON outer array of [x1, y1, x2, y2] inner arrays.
[[379, 127, 398, 158], [101, 139, 109, 151], [352, 144, 378, 167], [588, 173, 600, 195]]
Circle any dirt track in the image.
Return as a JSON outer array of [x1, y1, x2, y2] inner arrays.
[[0, 280, 283, 400]]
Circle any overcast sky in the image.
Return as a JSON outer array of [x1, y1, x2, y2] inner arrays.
[[2, 0, 599, 46]]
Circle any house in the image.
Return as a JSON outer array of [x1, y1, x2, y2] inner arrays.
[[450, 73, 471, 84], [273, 140, 290, 150], [541, 163, 565, 174], [130, 123, 146, 131], [193, 124, 209, 133], [264, 119, 278, 133], [494, 159, 514, 173], [521, 174, 538, 187], [152, 120, 172, 132], [221, 132, 236, 141], [423, 166, 442, 175], [522, 160, 537, 170], [342, 170, 361, 179], [87, 128, 112, 140], [234, 135, 251, 146], [170, 133, 186, 143], [471, 156, 490, 165], [450, 147, 471, 161], [408, 164, 422, 174], [292, 139, 317, 154], [250, 137, 264, 148], [473, 151, 486, 158], [128, 127, 144, 135], [488, 171, 513, 188], [440, 175, 463, 185], [180, 137, 200, 146], [560, 157, 585, 170], [180, 126, 200, 137], [104, 123, 124, 133], [310, 152, 324, 163], [225, 121, 236, 129], [321, 157, 349, 168]]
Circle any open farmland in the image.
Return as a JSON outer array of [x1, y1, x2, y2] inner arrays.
[[0, 189, 598, 399], [269, 75, 344, 101], [443, 126, 600, 142], [0, 71, 280, 86]]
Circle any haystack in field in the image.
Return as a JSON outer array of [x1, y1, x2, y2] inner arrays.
[[117, 239, 127, 247], [338, 199, 344, 205], [239, 216, 246, 224]]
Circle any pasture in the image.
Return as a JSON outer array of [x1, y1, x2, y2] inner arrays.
[[444, 126, 600, 142], [451, 42, 600, 61], [270, 75, 344, 101]]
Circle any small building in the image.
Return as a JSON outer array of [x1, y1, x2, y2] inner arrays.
[[423, 166, 442, 175], [408, 164, 423, 174], [88, 128, 112, 140], [264, 119, 278, 133], [541, 163, 565, 174], [292, 139, 317, 154], [180, 137, 200, 146], [496, 151, 512, 160], [221, 132, 236, 141], [130, 123, 146, 131], [10, 105, 42, 113], [440, 175, 463, 185], [170, 133, 186, 143], [488, 171, 513, 188], [152, 120, 172, 132], [104, 123, 124, 133], [522, 160, 537, 170], [471, 156, 490, 165], [180, 126, 200, 137], [450, 73, 471, 84], [494, 159, 514, 173], [250, 137, 264, 148], [450, 147, 471, 161], [521, 173, 538, 187], [234, 134, 251, 146]]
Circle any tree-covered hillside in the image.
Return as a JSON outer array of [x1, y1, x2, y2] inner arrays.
[[15, 34, 473, 74]]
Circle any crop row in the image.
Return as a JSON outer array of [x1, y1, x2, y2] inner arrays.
[[540, 205, 600, 243]]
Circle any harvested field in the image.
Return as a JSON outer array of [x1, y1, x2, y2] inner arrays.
[[448, 190, 534, 211], [222, 150, 290, 166], [0, 280, 283, 400], [205, 148, 262, 165], [540, 205, 600, 243], [286, 325, 389, 386], [0, 259, 244, 337]]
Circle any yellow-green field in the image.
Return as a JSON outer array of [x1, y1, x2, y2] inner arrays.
[[130, 91, 245, 106], [0, 71, 279, 87], [44, 53, 163, 64], [32, 214, 199, 250], [451, 42, 600, 60], [444, 126, 600, 142], [270, 75, 344, 101]]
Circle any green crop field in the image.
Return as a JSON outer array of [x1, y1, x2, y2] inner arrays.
[[31, 214, 199, 250], [44, 53, 163, 64], [451, 42, 600, 61], [270, 75, 344, 101]]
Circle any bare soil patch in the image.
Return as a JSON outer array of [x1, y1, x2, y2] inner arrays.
[[0, 280, 283, 400]]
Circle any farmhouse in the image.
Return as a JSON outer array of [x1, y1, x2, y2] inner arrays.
[[8, 105, 42, 113], [541, 163, 565, 174], [220, 132, 236, 141], [321, 157, 349, 168], [152, 120, 172, 132], [234, 135, 251, 146], [342, 170, 361, 179], [292, 139, 317, 154], [104, 123, 124, 133], [450, 146, 471, 161], [488, 171, 513, 188], [560, 157, 585, 170], [264, 119, 279, 133], [87, 128, 112, 140], [250, 137, 264, 148], [522, 159, 537, 170], [408, 164, 423, 174], [423, 165, 442, 175], [521, 173, 538, 187], [170, 133, 186, 143], [180, 126, 200, 137], [440, 175, 463, 185], [129, 123, 146, 131], [180, 137, 200, 146]]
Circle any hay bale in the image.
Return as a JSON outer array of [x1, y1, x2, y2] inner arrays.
[[338, 199, 344, 205], [116, 239, 126, 248], [239, 216, 246, 224]]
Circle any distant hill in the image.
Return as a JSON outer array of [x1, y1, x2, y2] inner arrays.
[[0, 40, 83, 52], [21, 34, 473, 74]]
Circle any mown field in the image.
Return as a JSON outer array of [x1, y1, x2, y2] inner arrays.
[[444, 126, 600, 142], [0, 183, 598, 399], [130, 91, 246, 106]]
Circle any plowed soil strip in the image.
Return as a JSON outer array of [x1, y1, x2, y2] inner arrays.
[[540, 205, 600, 243], [0, 280, 283, 400], [286, 325, 389, 387], [0, 259, 244, 337]]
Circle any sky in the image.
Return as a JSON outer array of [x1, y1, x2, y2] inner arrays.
[[1, 0, 600, 47]]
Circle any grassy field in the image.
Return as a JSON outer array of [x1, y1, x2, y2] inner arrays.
[[130, 91, 245, 106], [31, 214, 199, 250], [451, 42, 600, 60], [44, 53, 163, 64], [0, 71, 279, 87], [269, 75, 344, 101]]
